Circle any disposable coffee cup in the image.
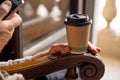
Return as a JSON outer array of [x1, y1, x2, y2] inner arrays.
[[65, 14, 92, 54]]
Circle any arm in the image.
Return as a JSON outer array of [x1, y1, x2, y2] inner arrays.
[[0, 42, 101, 66]]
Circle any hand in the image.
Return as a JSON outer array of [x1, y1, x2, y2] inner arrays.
[[32, 42, 101, 59], [88, 42, 101, 54], [32, 43, 70, 59], [0, 1, 22, 51], [49, 42, 101, 55]]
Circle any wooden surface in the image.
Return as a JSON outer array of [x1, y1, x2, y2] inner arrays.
[[0, 53, 105, 80]]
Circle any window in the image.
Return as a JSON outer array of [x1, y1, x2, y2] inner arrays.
[[21, 0, 70, 56], [22, 0, 86, 56], [21, 0, 70, 46]]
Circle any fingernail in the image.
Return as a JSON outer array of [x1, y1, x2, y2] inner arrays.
[[64, 47, 70, 52], [2, 1, 11, 9]]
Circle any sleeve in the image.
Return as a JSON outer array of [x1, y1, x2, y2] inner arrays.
[[0, 56, 32, 67], [0, 70, 25, 80]]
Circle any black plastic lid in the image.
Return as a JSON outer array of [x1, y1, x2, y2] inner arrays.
[[64, 14, 92, 26]]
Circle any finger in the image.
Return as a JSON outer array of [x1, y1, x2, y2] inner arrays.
[[55, 44, 69, 53], [63, 46, 70, 53], [0, 1, 12, 20], [49, 44, 63, 54], [3, 13, 22, 31], [88, 42, 98, 54], [96, 47, 101, 53], [8, 13, 22, 28], [49, 44, 70, 54]]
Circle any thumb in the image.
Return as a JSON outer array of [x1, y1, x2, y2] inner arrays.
[[0, 1, 12, 20]]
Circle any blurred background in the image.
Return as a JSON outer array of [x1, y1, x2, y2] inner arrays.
[[95, 0, 120, 80], [21, 0, 120, 79], [1, 0, 120, 80]]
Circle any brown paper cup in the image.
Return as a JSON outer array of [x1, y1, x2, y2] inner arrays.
[[66, 25, 91, 54], [65, 14, 92, 54]]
